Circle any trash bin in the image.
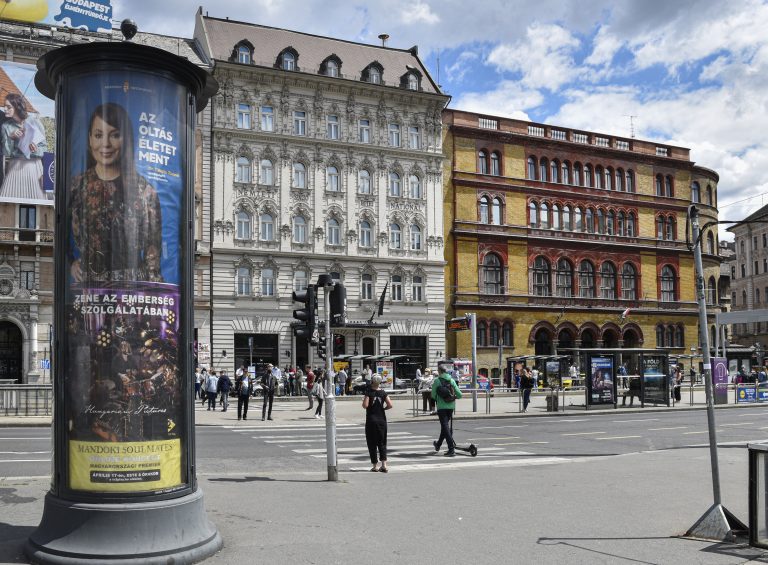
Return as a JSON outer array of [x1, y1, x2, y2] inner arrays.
[[546, 392, 558, 412]]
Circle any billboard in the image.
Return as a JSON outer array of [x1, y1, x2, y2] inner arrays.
[[0, 60, 55, 205], [642, 354, 668, 405], [0, 1, 112, 32], [63, 69, 187, 494], [588, 355, 614, 405]]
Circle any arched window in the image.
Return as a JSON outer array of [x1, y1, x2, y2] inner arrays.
[[585, 208, 595, 233], [527, 156, 536, 180], [627, 212, 636, 237], [584, 164, 593, 187], [540, 158, 548, 182], [237, 45, 251, 64], [707, 232, 715, 254], [236, 266, 251, 295], [282, 51, 296, 70], [561, 161, 570, 184], [665, 326, 674, 348], [665, 175, 673, 197], [657, 216, 665, 239], [236, 210, 252, 239], [236, 157, 252, 183], [529, 201, 538, 228], [575, 207, 584, 231], [490, 322, 500, 346], [600, 262, 617, 299], [665, 216, 675, 240], [550, 159, 559, 183], [260, 213, 274, 241], [477, 321, 487, 347], [409, 175, 422, 199], [691, 181, 700, 203], [327, 166, 340, 191], [369, 66, 381, 84], [656, 325, 664, 348], [625, 170, 634, 193], [502, 322, 513, 346], [407, 73, 418, 90], [491, 198, 502, 225], [260, 159, 274, 185], [563, 205, 572, 231], [483, 253, 503, 294], [597, 209, 605, 234], [552, 204, 561, 230], [389, 172, 401, 197], [490, 152, 501, 176], [358, 169, 371, 194], [656, 174, 663, 196], [391, 275, 403, 301], [606, 167, 613, 190], [606, 210, 615, 235], [621, 263, 637, 300], [707, 276, 717, 305], [532, 256, 551, 296], [478, 150, 489, 174], [595, 166, 604, 188], [540, 202, 550, 229], [617, 212, 626, 236], [661, 265, 676, 302], [579, 260, 595, 298], [556, 258, 573, 297], [293, 215, 306, 243], [480, 196, 490, 224], [616, 168, 624, 191], [326, 59, 339, 77], [410, 224, 422, 250], [359, 220, 372, 247], [389, 223, 401, 249], [327, 218, 341, 245], [293, 162, 306, 188], [674, 325, 684, 347], [573, 162, 581, 186], [743, 290, 748, 306]]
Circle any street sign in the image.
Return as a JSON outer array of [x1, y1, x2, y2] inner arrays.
[[447, 316, 471, 332], [40, 359, 51, 370]]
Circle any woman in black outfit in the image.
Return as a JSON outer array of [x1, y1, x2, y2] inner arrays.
[[363, 375, 393, 472]]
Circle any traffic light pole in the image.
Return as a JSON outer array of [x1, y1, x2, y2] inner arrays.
[[321, 281, 338, 481]]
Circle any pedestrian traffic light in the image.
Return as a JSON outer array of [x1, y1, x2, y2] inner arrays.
[[330, 283, 347, 327], [292, 285, 316, 344]]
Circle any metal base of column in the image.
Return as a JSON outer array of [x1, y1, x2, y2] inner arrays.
[[25, 489, 222, 564], [686, 503, 748, 543]]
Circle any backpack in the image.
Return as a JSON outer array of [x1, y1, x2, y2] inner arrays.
[[436, 378, 456, 402], [240, 376, 250, 396]]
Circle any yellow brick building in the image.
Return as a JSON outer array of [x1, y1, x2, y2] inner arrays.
[[443, 110, 722, 380]]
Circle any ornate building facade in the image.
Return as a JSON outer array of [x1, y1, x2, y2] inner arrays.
[[443, 109, 723, 380], [193, 12, 449, 375]]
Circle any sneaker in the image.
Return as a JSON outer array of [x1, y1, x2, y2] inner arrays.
[[243, 416, 247, 420], [433, 440, 440, 452], [315, 415, 321, 419], [444, 451, 456, 457], [268, 417, 273, 420], [262, 417, 265, 421]]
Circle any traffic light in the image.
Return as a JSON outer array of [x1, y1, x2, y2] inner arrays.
[[292, 285, 316, 344], [330, 283, 347, 327], [317, 322, 327, 359], [333, 334, 345, 356]]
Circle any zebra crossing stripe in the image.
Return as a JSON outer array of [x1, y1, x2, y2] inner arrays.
[[348, 457, 569, 472]]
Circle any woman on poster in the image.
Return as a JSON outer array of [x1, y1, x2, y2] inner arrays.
[[0, 92, 47, 200], [69, 102, 163, 283]]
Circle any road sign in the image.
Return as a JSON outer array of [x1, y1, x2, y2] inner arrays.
[[447, 316, 471, 332], [40, 359, 51, 370]]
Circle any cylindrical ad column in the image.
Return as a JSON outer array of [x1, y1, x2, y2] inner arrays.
[[28, 37, 220, 564]]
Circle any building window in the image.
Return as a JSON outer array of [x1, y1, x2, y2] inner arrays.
[[529, 201, 538, 228], [20, 261, 34, 290], [540, 202, 550, 229], [707, 232, 715, 254], [490, 322, 499, 346], [552, 204, 561, 230], [236, 157, 252, 183], [707, 185, 713, 205], [410, 224, 422, 250], [551, 160, 559, 183], [491, 152, 501, 176], [261, 268, 275, 296], [260, 213, 274, 241], [478, 150, 489, 174], [597, 209, 605, 234], [600, 262, 617, 299], [408, 126, 420, 150], [665, 175, 673, 197], [388, 123, 401, 147], [585, 208, 594, 233], [390, 223, 401, 249], [492, 198, 502, 225], [293, 162, 306, 188], [359, 119, 371, 143], [691, 182, 700, 203], [407, 73, 418, 90], [657, 216, 665, 239], [575, 207, 583, 231], [477, 321, 487, 347], [236, 267, 251, 296], [660, 265, 676, 302], [502, 322, 512, 346], [327, 115, 339, 139], [618, 212, 625, 236], [656, 175, 663, 196], [656, 325, 664, 348], [389, 172, 401, 197], [605, 167, 613, 190], [236, 211, 252, 239], [326, 59, 339, 77], [361, 273, 373, 300], [562, 162, 570, 184], [674, 325, 684, 348], [360, 220, 372, 247], [237, 46, 251, 64], [595, 166, 604, 189], [573, 162, 581, 185], [621, 263, 637, 300], [606, 211, 615, 235], [533, 256, 551, 296], [627, 213, 636, 237], [616, 168, 624, 191], [584, 164, 592, 187], [369, 67, 381, 84], [294, 270, 308, 292], [579, 260, 595, 298], [293, 111, 306, 136], [540, 158, 548, 182], [480, 196, 490, 224], [483, 253, 503, 294], [666, 217, 675, 240], [293, 216, 306, 243], [282, 52, 296, 70], [327, 166, 340, 192], [391, 275, 403, 301], [260, 159, 274, 185], [237, 104, 251, 129], [527, 156, 536, 180], [260, 106, 274, 131], [359, 169, 371, 194], [625, 170, 634, 192], [412, 275, 423, 302], [409, 175, 422, 199], [563, 206, 572, 231], [327, 218, 341, 245], [19, 205, 36, 229], [556, 258, 573, 297]]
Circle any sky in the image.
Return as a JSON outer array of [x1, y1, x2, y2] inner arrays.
[[73, 0, 768, 241]]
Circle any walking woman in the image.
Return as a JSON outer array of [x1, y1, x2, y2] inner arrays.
[[363, 375, 393, 472], [313, 371, 326, 419], [521, 367, 533, 413]]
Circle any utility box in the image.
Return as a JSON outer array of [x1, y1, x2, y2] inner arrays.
[[546, 393, 558, 412]]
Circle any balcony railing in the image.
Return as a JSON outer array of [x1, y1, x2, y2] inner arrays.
[[0, 228, 54, 243]]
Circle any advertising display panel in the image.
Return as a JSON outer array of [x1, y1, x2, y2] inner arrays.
[[63, 70, 187, 494], [642, 354, 668, 405], [587, 355, 614, 405], [712, 357, 729, 405], [737, 385, 758, 403], [376, 361, 394, 390]]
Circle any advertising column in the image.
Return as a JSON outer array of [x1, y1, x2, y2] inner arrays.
[[27, 30, 220, 564]]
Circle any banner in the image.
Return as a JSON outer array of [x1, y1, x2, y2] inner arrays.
[[0, 1, 112, 32], [64, 70, 186, 494], [588, 355, 614, 405], [736, 384, 757, 403]]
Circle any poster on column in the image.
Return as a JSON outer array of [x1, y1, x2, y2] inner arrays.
[[64, 70, 186, 494]]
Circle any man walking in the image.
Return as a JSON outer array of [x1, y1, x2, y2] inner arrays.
[[205, 370, 219, 411], [218, 370, 232, 412], [262, 364, 278, 420], [521, 368, 533, 412], [431, 363, 462, 457], [236, 369, 251, 421], [338, 367, 347, 396]]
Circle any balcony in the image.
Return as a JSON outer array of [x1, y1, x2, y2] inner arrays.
[[0, 228, 54, 244]]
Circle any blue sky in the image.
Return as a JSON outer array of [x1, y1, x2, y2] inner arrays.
[[35, 0, 768, 240]]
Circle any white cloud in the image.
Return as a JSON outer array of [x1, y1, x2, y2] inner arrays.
[[444, 50, 479, 84], [450, 80, 542, 120], [486, 23, 580, 90], [400, 1, 440, 25], [585, 25, 622, 68]]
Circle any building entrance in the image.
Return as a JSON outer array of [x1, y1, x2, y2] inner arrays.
[[390, 335, 426, 379], [0, 321, 22, 383], [234, 333, 279, 369]]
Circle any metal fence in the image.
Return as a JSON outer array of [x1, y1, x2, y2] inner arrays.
[[0, 384, 53, 416]]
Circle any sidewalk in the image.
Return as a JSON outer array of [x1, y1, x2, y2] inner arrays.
[[0, 385, 752, 427]]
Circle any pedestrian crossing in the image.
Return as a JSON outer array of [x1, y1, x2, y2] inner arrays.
[[220, 421, 570, 473]]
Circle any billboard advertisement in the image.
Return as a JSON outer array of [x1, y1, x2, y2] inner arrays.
[[642, 354, 668, 405], [587, 355, 614, 405], [711, 357, 729, 405], [0, 1, 112, 32], [63, 69, 187, 494], [0, 60, 55, 205]]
